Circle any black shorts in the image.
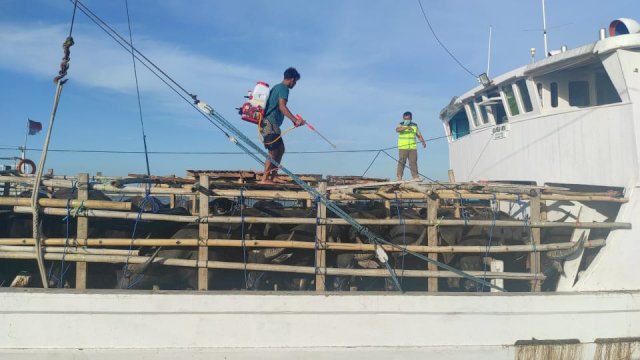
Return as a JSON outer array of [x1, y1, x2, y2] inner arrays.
[[263, 135, 284, 151]]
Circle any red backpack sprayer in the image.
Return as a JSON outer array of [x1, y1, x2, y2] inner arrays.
[[238, 81, 336, 148]]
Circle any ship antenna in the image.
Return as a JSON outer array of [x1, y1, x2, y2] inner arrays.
[[542, 0, 549, 57], [486, 25, 492, 78]]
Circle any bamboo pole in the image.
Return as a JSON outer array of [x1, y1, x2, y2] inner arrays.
[[427, 196, 439, 292], [1, 176, 628, 203], [0, 251, 545, 280], [10, 206, 631, 230], [0, 245, 138, 256], [198, 176, 209, 291], [315, 181, 327, 291], [0, 197, 131, 211], [0, 238, 606, 253], [75, 173, 88, 289], [0, 176, 76, 189]]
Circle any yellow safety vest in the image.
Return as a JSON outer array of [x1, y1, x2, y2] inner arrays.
[[398, 123, 419, 150]]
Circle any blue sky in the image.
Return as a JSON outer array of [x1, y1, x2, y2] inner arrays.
[[0, 0, 636, 180]]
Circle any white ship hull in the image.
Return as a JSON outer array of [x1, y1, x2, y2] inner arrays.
[[2, 288, 639, 359]]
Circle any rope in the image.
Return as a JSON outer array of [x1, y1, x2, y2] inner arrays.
[[120, 194, 159, 289], [361, 150, 382, 177], [58, 182, 78, 287], [416, 0, 477, 79], [239, 187, 248, 289], [458, 193, 470, 226], [67, 0, 79, 37], [124, 0, 152, 178]]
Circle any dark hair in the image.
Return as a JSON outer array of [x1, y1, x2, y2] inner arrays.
[[284, 67, 301, 80], [403, 111, 412, 118]]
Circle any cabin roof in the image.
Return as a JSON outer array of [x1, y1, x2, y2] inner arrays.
[[439, 33, 640, 122]]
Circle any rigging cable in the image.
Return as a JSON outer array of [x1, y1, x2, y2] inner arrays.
[[416, 0, 478, 79], [124, 0, 152, 179], [122, 0, 155, 289]]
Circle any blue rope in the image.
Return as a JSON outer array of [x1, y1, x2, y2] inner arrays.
[[459, 194, 470, 226], [124, 0, 151, 178], [58, 181, 77, 287], [394, 191, 406, 284], [516, 194, 530, 227], [121, 193, 158, 289]]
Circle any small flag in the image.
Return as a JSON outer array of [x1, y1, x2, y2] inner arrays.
[[28, 119, 42, 135]]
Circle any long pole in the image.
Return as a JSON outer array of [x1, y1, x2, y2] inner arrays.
[[486, 26, 492, 77], [30, 82, 65, 289], [22, 121, 29, 161], [542, 0, 548, 57]]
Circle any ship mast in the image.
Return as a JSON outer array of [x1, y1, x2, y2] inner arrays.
[[542, 0, 549, 57]]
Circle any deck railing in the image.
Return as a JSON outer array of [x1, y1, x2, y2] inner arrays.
[[0, 172, 630, 292]]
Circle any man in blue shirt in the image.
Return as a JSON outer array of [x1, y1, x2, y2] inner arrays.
[[260, 67, 305, 184]]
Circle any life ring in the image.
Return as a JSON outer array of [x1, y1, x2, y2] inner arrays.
[[17, 158, 36, 175]]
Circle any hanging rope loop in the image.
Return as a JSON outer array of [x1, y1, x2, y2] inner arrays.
[[53, 36, 75, 84]]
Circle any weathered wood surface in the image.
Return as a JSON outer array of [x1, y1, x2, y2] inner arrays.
[[0, 238, 606, 253], [10, 206, 632, 229]]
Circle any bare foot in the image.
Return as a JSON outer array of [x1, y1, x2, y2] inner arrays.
[[271, 176, 288, 184], [260, 179, 275, 184]]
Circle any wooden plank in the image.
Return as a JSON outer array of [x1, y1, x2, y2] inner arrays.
[[427, 196, 440, 292], [315, 181, 327, 292], [198, 175, 209, 291], [75, 173, 88, 289]]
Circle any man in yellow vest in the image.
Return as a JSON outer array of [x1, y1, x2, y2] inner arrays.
[[396, 111, 426, 181]]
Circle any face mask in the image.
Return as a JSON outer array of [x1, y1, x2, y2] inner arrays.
[[403, 120, 411, 126]]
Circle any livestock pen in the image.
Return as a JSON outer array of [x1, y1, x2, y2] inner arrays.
[[0, 170, 630, 293]]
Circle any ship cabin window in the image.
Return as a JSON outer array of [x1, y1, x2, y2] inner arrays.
[[486, 90, 508, 124], [550, 82, 559, 108], [466, 102, 479, 127], [595, 70, 622, 105], [502, 84, 520, 117], [536, 83, 543, 108], [476, 96, 489, 124], [568, 80, 590, 107], [448, 109, 470, 140], [516, 79, 533, 112]]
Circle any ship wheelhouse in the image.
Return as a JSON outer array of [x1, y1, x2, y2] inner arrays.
[[440, 31, 640, 188]]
